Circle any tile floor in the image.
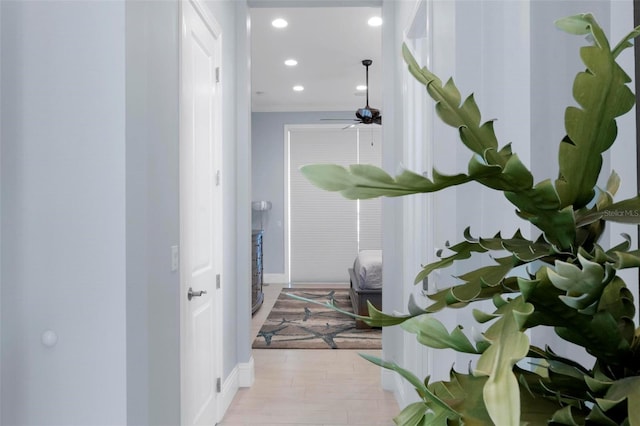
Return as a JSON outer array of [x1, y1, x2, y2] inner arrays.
[[218, 283, 400, 426]]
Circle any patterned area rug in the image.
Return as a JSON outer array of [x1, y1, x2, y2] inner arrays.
[[252, 288, 381, 349]]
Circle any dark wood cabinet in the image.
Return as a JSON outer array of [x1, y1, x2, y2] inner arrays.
[[251, 230, 264, 314]]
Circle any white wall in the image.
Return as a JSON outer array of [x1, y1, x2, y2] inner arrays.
[[125, 1, 182, 424], [1, 0, 247, 424], [228, 0, 254, 383], [1, 1, 127, 424], [0, 2, 3, 421], [378, 0, 406, 396]]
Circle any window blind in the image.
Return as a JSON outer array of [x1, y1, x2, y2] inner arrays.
[[357, 127, 382, 250], [288, 126, 381, 283]]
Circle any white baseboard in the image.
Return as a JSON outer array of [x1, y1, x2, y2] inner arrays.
[[217, 357, 255, 422], [381, 367, 395, 391], [263, 273, 287, 284], [238, 356, 255, 387], [387, 370, 420, 409], [218, 367, 238, 423], [382, 366, 418, 419]]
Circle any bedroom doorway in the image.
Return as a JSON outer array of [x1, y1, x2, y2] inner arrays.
[[249, 3, 382, 286], [285, 124, 382, 285]]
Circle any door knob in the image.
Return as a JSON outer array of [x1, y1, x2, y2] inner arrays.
[[187, 287, 207, 301]]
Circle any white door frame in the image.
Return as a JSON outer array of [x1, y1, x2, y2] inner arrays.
[[179, 0, 224, 423]]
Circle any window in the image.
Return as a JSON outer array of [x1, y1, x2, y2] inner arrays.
[[287, 125, 381, 283]]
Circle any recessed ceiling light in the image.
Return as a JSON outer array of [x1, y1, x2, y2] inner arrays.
[[293, 85, 304, 92], [356, 85, 367, 91], [271, 18, 288, 28], [284, 59, 298, 67], [368, 16, 382, 27]]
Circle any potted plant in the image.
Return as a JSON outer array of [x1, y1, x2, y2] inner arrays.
[[299, 13, 640, 425]]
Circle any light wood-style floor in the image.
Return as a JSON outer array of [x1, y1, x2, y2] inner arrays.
[[218, 283, 400, 426]]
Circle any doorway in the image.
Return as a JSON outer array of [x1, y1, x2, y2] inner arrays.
[[249, 4, 383, 286]]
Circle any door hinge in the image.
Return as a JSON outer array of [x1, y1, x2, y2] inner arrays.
[[216, 274, 221, 289], [216, 377, 221, 393], [215, 67, 220, 83], [215, 170, 221, 186]]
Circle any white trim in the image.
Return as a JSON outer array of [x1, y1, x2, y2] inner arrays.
[[216, 358, 254, 422], [283, 126, 290, 283], [218, 367, 238, 423], [381, 367, 395, 391], [0, 1, 3, 420], [238, 356, 255, 387], [188, 0, 222, 37], [248, 0, 382, 7], [382, 367, 417, 408], [263, 273, 287, 284], [252, 103, 363, 113], [387, 369, 418, 410]]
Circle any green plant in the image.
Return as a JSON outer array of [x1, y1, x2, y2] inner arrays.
[[299, 14, 640, 426]]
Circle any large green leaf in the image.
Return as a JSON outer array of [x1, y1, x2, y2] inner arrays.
[[360, 353, 459, 424], [522, 266, 635, 366], [425, 275, 520, 314], [547, 253, 612, 313], [405, 43, 577, 248], [402, 44, 499, 162], [401, 314, 480, 354], [392, 402, 432, 426], [507, 190, 576, 249], [479, 231, 556, 262], [300, 163, 486, 200], [474, 297, 533, 425], [611, 249, 640, 270], [364, 302, 415, 327], [598, 376, 640, 425], [415, 238, 488, 285], [559, 14, 640, 60], [554, 14, 636, 209], [430, 371, 494, 425]]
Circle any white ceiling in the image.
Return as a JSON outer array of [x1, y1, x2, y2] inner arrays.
[[250, 6, 382, 113]]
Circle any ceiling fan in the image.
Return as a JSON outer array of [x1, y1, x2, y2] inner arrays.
[[323, 59, 381, 128]]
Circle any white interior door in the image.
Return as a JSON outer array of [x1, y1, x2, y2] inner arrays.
[[180, 1, 223, 424]]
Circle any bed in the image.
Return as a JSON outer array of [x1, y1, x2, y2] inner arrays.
[[348, 249, 383, 329]]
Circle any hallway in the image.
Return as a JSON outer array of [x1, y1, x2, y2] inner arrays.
[[218, 284, 399, 425]]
